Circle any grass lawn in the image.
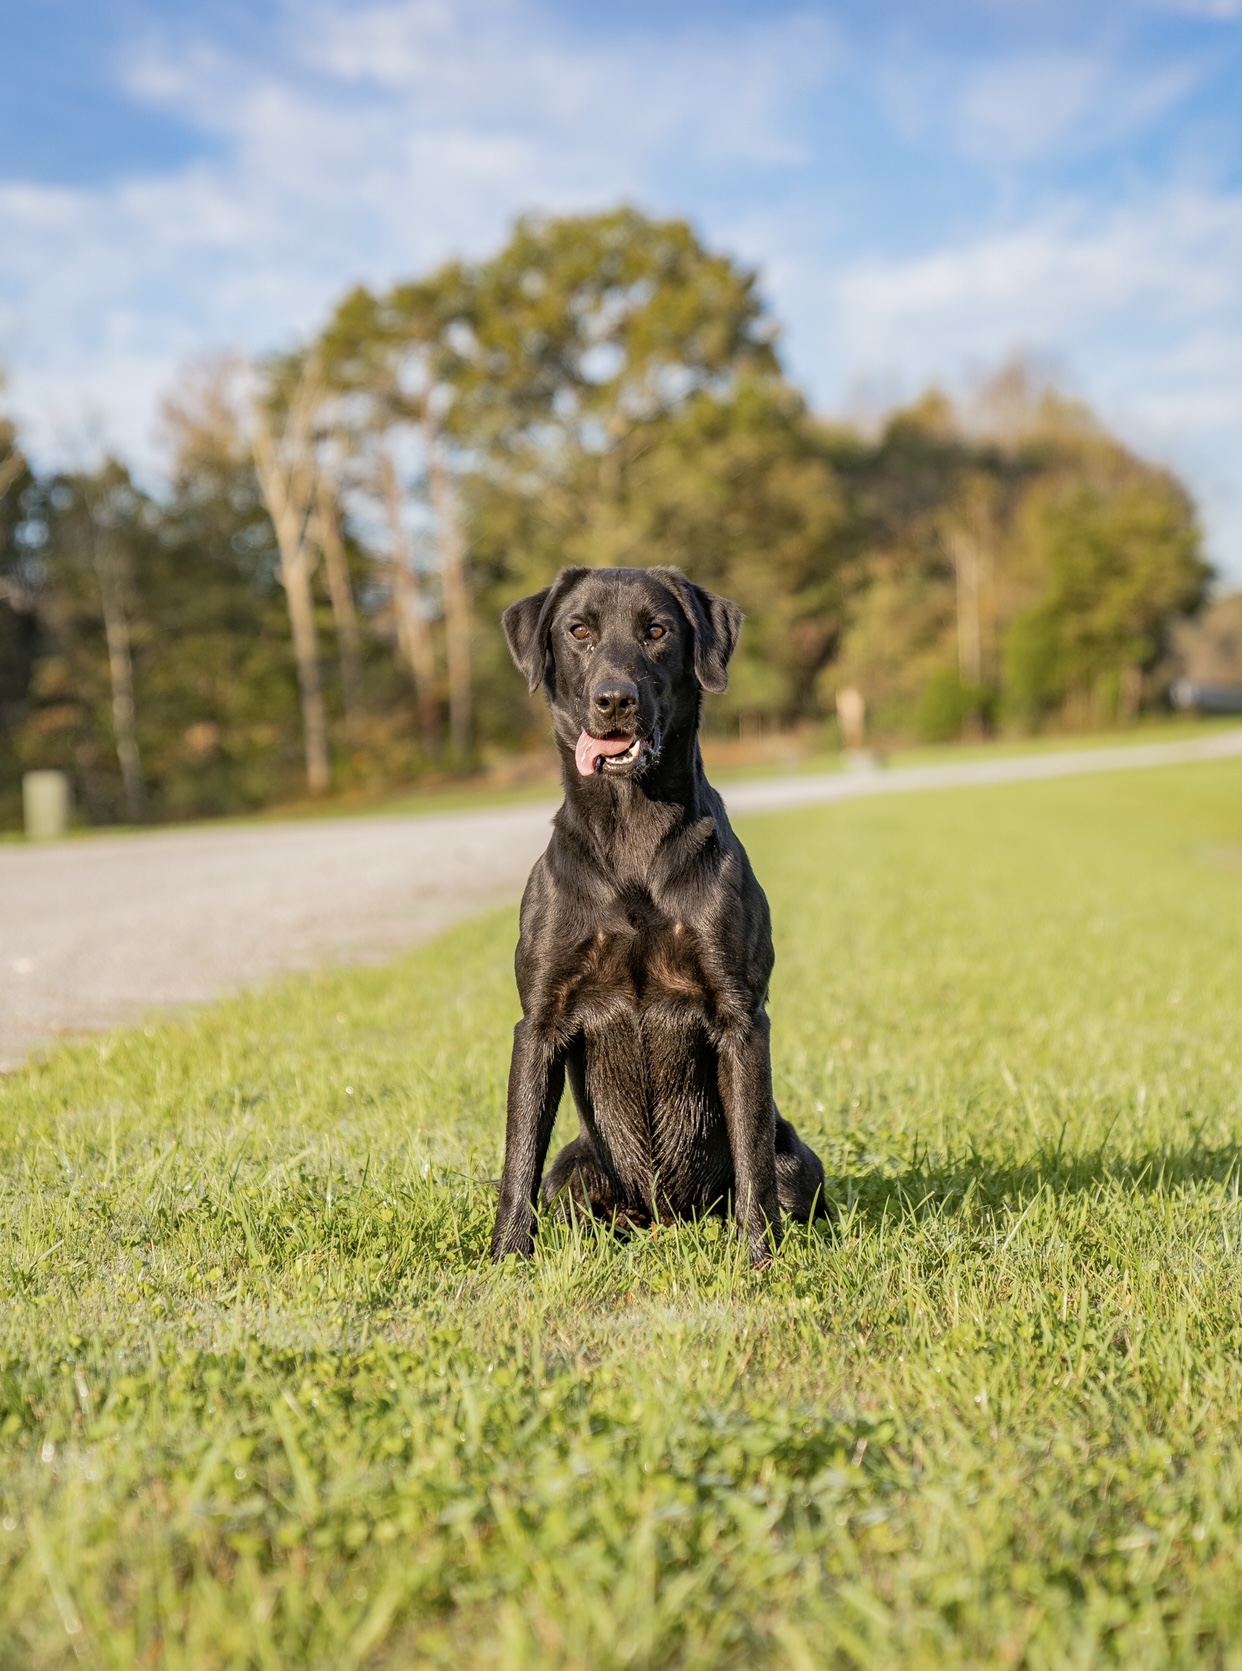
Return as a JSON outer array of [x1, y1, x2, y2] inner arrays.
[[2, 760, 1241, 1669]]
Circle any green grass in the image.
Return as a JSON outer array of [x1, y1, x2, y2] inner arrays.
[[2, 761, 1242, 1669]]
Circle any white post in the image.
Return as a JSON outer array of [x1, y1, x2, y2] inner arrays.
[[23, 771, 70, 840]]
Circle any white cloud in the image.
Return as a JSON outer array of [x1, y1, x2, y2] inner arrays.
[[1142, 0, 1242, 17], [0, 0, 829, 468], [876, 39, 1202, 169], [1, 0, 1240, 580], [785, 189, 1242, 575], [954, 50, 1197, 163], [294, 0, 828, 163], [823, 191, 1242, 397]]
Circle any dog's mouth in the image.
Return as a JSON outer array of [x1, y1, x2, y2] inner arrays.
[[574, 727, 661, 777]]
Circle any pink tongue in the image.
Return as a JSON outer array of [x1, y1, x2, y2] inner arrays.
[[575, 730, 634, 776]]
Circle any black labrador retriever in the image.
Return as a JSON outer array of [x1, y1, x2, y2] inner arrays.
[[491, 564, 827, 1268]]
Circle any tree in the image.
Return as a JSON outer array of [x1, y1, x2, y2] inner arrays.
[[376, 443, 439, 754], [317, 287, 454, 757], [373, 209, 842, 741], [465, 374, 848, 737], [12, 462, 155, 822], [428, 207, 778, 473], [828, 395, 980, 738], [154, 357, 308, 818], [325, 275, 485, 763], [310, 464, 363, 732], [0, 407, 39, 822], [1003, 462, 1209, 726], [251, 359, 331, 793], [81, 469, 146, 821], [427, 426, 472, 760], [0, 239, 1219, 832], [317, 208, 787, 757], [830, 373, 1211, 737]]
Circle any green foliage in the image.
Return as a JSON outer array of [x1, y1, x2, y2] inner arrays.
[[11, 463, 157, 823], [8, 457, 309, 824], [833, 385, 1210, 739], [2, 762, 1242, 1666], [0, 416, 39, 826], [426, 206, 779, 461], [2, 384, 426, 823], [1003, 469, 1208, 728], [917, 670, 993, 743], [467, 377, 847, 736], [0, 222, 1216, 826], [455, 213, 838, 740]]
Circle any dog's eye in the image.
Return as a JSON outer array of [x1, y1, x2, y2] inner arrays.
[[647, 622, 668, 641], [569, 623, 591, 642]]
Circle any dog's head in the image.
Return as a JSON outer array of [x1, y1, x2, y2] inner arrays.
[[502, 565, 742, 779]]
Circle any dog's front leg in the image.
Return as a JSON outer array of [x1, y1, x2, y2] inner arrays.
[[492, 1020, 565, 1259], [718, 1010, 782, 1268]]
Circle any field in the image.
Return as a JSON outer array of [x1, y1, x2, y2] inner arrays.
[[2, 761, 1241, 1670]]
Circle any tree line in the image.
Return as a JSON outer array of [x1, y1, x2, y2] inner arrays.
[[0, 208, 1212, 827]]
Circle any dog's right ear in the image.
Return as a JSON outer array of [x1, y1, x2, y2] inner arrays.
[[502, 567, 590, 693]]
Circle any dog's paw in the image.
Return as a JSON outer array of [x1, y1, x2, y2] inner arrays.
[[490, 1218, 536, 1261], [745, 1223, 781, 1270]]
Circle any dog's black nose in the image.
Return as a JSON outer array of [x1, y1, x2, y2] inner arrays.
[[591, 679, 639, 727]]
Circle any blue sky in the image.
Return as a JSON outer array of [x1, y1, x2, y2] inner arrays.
[[2, 0, 1241, 578]]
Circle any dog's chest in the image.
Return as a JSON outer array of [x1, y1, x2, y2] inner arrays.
[[554, 903, 711, 1021]]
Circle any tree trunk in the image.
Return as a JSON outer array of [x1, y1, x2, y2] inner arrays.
[[285, 546, 330, 793], [948, 526, 983, 688], [252, 402, 331, 794], [313, 473, 363, 730], [946, 517, 993, 742], [426, 423, 472, 762], [1120, 664, 1143, 724], [89, 528, 146, 823], [378, 446, 440, 756]]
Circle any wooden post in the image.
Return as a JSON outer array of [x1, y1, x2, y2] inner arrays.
[[835, 686, 866, 751]]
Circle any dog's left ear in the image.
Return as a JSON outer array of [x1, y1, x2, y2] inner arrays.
[[502, 567, 591, 693], [650, 567, 744, 694]]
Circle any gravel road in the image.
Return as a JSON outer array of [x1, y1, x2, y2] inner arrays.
[[3, 727, 1240, 1068], [0, 804, 555, 1070]]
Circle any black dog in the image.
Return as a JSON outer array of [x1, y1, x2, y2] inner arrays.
[[491, 565, 827, 1268]]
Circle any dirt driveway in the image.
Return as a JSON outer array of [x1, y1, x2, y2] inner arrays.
[[3, 727, 1239, 1068]]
